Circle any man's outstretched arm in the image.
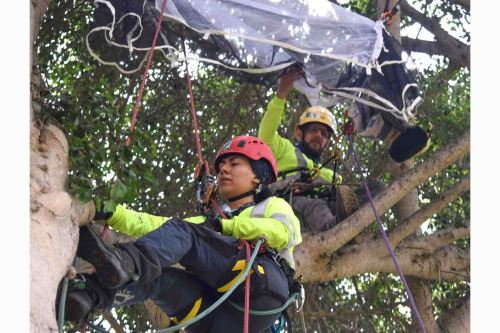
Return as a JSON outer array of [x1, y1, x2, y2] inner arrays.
[[258, 68, 303, 158]]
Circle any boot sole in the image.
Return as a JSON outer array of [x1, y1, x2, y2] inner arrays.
[[77, 226, 131, 289], [337, 186, 359, 221]]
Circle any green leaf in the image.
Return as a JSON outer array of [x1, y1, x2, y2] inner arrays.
[[103, 200, 116, 213], [110, 182, 129, 202]]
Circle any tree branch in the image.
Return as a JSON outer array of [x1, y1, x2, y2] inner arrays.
[[144, 299, 171, 329], [71, 198, 95, 226], [402, 223, 469, 252], [406, 279, 441, 333], [448, 0, 470, 11], [400, 0, 470, 69], [401, 37, 442, 56], [389, 176, 470, 245], [295, 132, 470, 272], [298, 235, 469, 283], [102, 309, 126, 333]]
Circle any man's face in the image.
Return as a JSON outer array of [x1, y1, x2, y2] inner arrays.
[[301, 123, 332, 155]]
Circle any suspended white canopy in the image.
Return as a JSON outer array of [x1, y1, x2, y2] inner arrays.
[[87, 0, 420, 129]]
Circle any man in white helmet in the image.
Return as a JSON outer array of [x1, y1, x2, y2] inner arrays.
[[258, 68, 384, 234]]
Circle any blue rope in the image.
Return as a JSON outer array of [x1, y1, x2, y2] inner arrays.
[[227, 293, 298, 316], [271, 314, 285, 333], [346, 134, 427, 333], [155, 239, 264, 333], [57, 278, 69, 332]]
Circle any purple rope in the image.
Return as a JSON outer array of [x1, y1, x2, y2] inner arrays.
[[347, 134, 427, 333]]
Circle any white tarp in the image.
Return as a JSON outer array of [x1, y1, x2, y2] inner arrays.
[[87, 0, 420, 130]]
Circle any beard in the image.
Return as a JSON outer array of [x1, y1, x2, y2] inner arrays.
[[305, 139, 325, 155], [295, 139, 323, 162]]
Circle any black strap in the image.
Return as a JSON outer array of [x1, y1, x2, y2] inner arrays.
[[277, 167, 309, 181], [385, 0, 403, 15], [227, 189, 255, 202]]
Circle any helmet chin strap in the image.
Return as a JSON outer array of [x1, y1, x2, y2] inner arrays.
[[227, 184, 263, 203]]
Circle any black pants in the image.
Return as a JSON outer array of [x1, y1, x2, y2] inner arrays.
[[101, 218, 289, 333], [292, 180, 386, 234]]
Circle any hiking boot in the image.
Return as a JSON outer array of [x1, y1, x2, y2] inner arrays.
[[64, 290, 95, 322], [56, 275, 97, 323], [77, 226, 136, 289], [336, 185, 359, 221]]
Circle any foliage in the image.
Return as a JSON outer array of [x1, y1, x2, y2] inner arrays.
[[36, 0, 469, 331]]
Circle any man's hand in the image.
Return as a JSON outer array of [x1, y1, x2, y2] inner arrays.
[[276, 67, 304, 100]]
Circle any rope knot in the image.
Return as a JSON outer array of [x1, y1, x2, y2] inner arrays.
[[342, 122, 356, 135]]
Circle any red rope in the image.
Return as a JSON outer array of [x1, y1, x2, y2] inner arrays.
[[125, 0, 169, 146], [180, 40, 227, 218], [81, 316, 87, 333], [211, 197, 228, 219], [181, 40, 206, 167], [243, 240, 251, 333], [100, 224, 110, 241]]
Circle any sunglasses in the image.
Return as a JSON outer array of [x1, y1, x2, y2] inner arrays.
[[305, 124, 331, 139]]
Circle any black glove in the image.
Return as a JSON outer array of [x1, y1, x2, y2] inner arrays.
[[93, 200, 115, 221], [94, 210, 113, 220]]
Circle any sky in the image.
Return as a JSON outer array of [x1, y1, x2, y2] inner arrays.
[[0, 0, 496, 332]]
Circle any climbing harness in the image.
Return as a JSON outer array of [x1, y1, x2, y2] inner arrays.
[[270, 313, 286, 333], [193, 160, 216, 214], [225, 244, 305, 332], [154, 239, 264, 333], [273, 149, 341, 201], [341, 117, 427, 333]]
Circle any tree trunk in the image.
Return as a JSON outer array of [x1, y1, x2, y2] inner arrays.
[[439, 298, 470, 333], [387, 159, 440, 333], [378, 1, 439, 331], [30, 1, 94, 332]]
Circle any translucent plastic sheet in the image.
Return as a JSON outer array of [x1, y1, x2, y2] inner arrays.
[[87, 0, 422, 136]]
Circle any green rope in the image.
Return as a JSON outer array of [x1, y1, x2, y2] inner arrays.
[[156, 239, 263, 333], [58, 257, 79, 333], [57, 278, 69, 333], [228, 293, 299, 316]]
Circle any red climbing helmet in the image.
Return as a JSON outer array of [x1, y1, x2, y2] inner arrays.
[[214, 135, 278, 183]]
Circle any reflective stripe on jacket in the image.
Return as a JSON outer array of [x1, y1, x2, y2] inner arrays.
[[258, 95, 335, 183], [106, 196, 301, 267]]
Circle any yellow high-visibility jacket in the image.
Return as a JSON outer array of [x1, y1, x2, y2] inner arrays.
[[105, 196, 302, 268], [258, 95, 337, 183]]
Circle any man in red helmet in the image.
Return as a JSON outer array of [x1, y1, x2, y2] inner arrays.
[[62, 136, 301, 333]]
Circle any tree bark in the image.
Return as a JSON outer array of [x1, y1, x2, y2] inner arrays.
[[301, 178, 470, 282], [387, 156, 439, 332], [294, 133, 469, 262], [439, 298, 470, 333], [30, 1, 94, 332]]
